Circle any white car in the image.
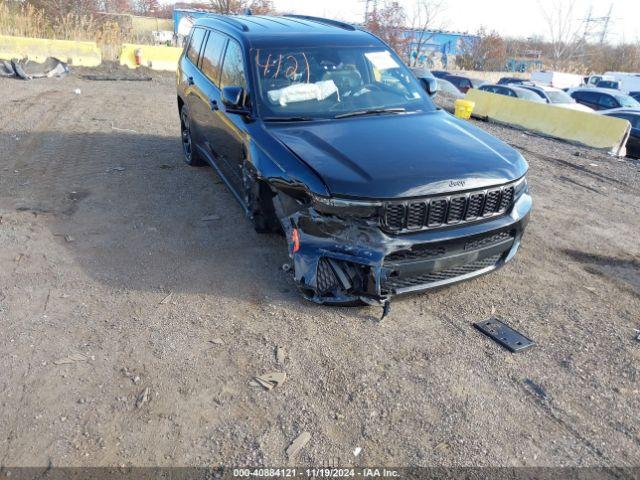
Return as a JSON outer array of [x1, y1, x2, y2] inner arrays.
[[519, 84, 594, 112]]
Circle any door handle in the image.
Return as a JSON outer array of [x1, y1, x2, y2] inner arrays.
[[210, 99, 219, 111], [187, 76, 194, 86]]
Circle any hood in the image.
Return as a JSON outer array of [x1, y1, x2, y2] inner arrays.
[[266, 110, 528, 199]]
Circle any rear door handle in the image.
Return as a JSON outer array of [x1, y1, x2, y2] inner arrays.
[[210, 99, 219, 111], [187, 76, 194, 86]]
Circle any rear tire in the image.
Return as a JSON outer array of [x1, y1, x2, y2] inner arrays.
[[180, 105, 205, 166]]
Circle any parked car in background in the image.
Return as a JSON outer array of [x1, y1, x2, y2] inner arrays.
[[519, 84, 593, 112], [497, 77, 529, 86], [596, 79, 621, 90], [445, 74, 476, 93], [603, 72, 640, 94], [530, 71, 583, 89], [437, 78, 465, 99], [409, 67, 435, 81], [479, 84, 546, 103], [568, 87, 640, 111], [601, 109, 640, 159], [431, 70, 450, 79]]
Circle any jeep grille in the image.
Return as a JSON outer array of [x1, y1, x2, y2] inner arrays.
[[382, 183, 517, 233]]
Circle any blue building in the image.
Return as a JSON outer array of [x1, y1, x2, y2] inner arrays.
[[401, 29, 479, 69]]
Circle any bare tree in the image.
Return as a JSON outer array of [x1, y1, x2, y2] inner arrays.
[[407, 0, 446, 67], [538, 0, 588, 69], [207, 0, 274, 14], [364, 1, 409, 57], [456, 28, 507, 71]]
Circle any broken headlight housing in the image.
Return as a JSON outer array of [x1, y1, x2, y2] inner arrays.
[[311, 195, 382, 219]]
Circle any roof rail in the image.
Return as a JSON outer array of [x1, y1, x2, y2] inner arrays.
[[204, 13, 249, 32], [283, 14, 356, 31]]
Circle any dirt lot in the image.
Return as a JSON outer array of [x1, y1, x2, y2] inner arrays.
[[0, 71, 639, 469]]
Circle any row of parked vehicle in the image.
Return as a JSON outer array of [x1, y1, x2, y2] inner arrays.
[[413, 69, 640, 159]]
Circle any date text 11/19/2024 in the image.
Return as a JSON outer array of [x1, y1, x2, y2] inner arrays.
[[233, 468, 400, 477]]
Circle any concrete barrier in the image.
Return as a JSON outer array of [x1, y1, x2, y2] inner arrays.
[[465, 89, 631, 156], [119, 43, 182, 71], [0, 35, 101, 67]]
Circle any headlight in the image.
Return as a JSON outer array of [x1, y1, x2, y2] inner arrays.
[[514, 175, 528, 198], [311, 195, 382, 218]]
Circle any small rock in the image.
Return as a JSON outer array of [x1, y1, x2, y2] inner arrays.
[[135, 387, 150, 409]]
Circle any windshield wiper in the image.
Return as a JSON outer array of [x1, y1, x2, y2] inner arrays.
[[262, 116, 315, 122], [334, 108, 406, 119]]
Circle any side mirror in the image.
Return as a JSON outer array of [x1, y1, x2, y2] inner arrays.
[[419, 77, 439, 97], [221, 86, 249, 114]]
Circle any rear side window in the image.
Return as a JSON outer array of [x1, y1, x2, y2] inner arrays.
[[575, 91, 597, 103], [598, 94, 619, 109], [221, 39, 247, 89], [186, 28, 206, 65], [200, 30, 227, 85]]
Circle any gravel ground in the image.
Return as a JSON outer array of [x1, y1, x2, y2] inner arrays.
[[0, 72, 639, 469]]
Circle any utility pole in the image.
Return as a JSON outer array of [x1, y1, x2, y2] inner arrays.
[[599, 3, 613, 45], [582, 3, 613, 45]]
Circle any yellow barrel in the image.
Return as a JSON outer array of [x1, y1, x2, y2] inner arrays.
[[454, 99, 475, 120]]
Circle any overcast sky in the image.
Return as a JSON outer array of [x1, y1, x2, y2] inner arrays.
[[269, 0, 639, 42]]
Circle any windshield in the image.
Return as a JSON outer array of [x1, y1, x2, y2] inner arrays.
[[547, 90, 575, 104], [616, 94, 640, 108], [516, 88, 546, 102], [252, 46, 434, 120]]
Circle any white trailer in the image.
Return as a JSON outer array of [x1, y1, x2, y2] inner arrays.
[[530, 71, 584, 89], [603, 72, 640, 93]]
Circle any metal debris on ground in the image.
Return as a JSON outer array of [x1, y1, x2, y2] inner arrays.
[[81, 74, 152, 82], [634, 329, 640, 341], [135, 387, 150, 408], [473, 317, 535, 352], [353, 447, 362, 457], [53, 353, 88, 365], [200, 214, 221, 222], [108, 166, 126, 172], [209, 338, 224, 345], [64, 234, 75, 243], [286, 431, 311, 459], [380, 301, 391, 320], [0, 57, 69, 80], [249, 372, 286, 390]]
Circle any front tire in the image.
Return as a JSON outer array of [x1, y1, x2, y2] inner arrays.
[[180, 105, 205, 166]]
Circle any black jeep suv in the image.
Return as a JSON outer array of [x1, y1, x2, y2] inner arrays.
[[176, 14, 531, 309]]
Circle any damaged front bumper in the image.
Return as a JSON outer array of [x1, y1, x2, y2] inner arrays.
[[278, 189, 532, 306]]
